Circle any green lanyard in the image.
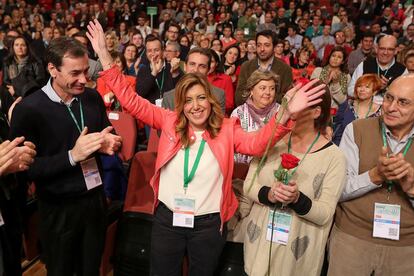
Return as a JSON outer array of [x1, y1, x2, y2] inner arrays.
[[287, 132, 320, 178], [155, 68, 165, 97], [381, 126, 413, 192], [66, 100, 84, 133], [355, 99, 373, 119], [377, 65, 390, 80], [183, 139, 206, 193]]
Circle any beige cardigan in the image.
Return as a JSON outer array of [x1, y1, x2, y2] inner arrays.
[[243, 140, 346, 276]]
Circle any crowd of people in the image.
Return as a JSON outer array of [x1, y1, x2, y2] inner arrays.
[[0, 0, 414, 276]]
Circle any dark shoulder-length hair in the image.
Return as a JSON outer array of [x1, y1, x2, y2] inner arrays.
[[111, 51, 127, 72], [175, 73, 223, 148], [5, 35, 38, 66], [217, 44, 240, 73], [223, 44, 241, 64], [323, 45, 348, 73]]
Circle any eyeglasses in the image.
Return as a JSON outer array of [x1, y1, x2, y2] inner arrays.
[[384, 93, 412, 107], [378, 47, 396, 52]]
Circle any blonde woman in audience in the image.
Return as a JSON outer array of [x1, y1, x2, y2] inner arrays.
[[343, 26, 356, 49], [105, 30, 119, 54]]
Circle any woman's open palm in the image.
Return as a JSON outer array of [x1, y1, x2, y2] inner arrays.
[[286, 79, 326, 114]]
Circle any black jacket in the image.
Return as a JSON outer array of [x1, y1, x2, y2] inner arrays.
[[136, 62, 183, 104], [3, 57, 47, 98]]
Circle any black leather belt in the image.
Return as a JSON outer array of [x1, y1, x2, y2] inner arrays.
[[158, 201, 220, 220]]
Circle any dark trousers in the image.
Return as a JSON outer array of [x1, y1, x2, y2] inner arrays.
[[38, 190, 107, 276], [151, 203, 226, 276], [0, 196, 23, 276]]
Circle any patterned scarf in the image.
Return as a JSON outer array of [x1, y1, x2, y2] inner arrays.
[[246, 97, 279, 128], [319, 66, 348, 97]]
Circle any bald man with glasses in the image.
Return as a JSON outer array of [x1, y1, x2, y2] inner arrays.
[[348, 35, 407, 101], [329, 75, 414, 275]]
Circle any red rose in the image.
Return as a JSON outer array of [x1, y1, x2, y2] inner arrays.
[[330, 108, 337, 116], [280, 153, 300, 170]]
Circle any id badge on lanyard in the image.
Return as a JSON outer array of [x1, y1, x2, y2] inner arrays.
[[373, 203, 400, 240], [173, 139, 206, 228], [266, 209, 292, 245], [173, 195, 195, 228], [155, 98, 163, 107], [80, 158, 103, 190]]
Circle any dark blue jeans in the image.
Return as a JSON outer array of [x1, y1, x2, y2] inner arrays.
[[151, 202, 227, 276]]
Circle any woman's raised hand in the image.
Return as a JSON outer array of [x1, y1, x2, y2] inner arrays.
[[86, 19, 113, 70], [285, 79, 326, 115]]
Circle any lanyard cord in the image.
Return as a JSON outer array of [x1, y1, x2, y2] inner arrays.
[[381, 126, 413, 192], [287, 131, 321, 179], [267, 131, 320, 276], [377, 64, 390, 79], [66, 100, 84, 133], [155, 68, 166, 98], [183, 139, 206, 194], [355, 98, 374, 119]]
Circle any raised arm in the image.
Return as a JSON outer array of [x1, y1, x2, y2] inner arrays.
[[86, 20, 172, 129], [234, 79, 326, 155]]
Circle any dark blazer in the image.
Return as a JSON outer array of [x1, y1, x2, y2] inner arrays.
[[136, 62, 183, 104], [162, 85, 226, 114]]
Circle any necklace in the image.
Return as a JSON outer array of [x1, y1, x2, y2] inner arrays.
[[354, 98, 374, 119]]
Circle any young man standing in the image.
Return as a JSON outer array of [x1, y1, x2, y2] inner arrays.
[[10, 37, 122, 276]]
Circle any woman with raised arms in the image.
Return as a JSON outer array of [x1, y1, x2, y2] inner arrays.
[[86, 20, 326, 276]]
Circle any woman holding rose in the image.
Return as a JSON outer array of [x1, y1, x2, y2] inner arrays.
[[243, 81, 346, 276]]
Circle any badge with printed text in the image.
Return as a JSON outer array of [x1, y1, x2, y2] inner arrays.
[[80, 158, 103, 190], [373, 203, 400, 240], [155, 98, 163, 107], [266, 209, 292, 245], [173, 195, 195, 228]]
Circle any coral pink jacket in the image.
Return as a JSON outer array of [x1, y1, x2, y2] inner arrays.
[[101, 67, 294, 224]]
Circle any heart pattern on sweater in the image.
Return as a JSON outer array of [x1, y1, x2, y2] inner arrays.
[[247, 220, 261, 243], [291, 235, 310, 260], [313, 173, 325, 199]]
